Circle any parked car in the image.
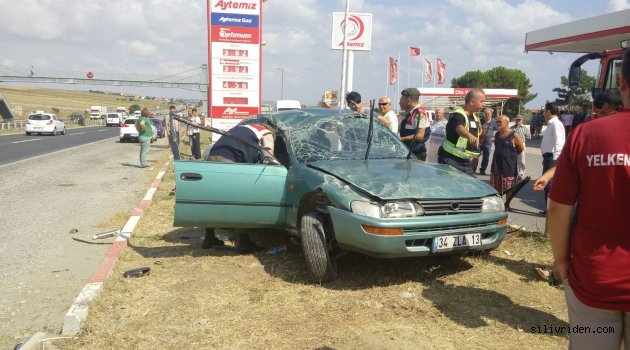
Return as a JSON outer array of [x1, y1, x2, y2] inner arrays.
[[173, 109, 508, 282], [149, 118, 165, 138], [25, 112, 66, 136], [106, 112, 123, 127], [119, 117, 157, 143], [68, 113, 84, 123]]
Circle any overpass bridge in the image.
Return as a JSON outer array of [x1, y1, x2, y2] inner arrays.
[[0, 64, 209, 119]]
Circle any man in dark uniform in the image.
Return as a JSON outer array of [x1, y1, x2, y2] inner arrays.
[[437, 88, 484, 176], [398, 88, 431, 160]]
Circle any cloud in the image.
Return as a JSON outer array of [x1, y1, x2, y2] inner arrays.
[[127, 40, 159, 57], [607, 0, 630, 11]]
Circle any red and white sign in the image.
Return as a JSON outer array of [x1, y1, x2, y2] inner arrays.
[[331, 12, 372, 51], [208, 0, 262, 140], [388, 57, 398, 85]]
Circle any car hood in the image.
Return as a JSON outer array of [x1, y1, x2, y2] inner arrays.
[[308, 159, 497, 200]]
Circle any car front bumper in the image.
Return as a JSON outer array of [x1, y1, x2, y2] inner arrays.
[[328, 206, 508, 258]]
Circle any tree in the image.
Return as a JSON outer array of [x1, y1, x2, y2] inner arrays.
[[553, 70, 595, 111], [451, 66, 537, 118], [129, 104, 142, 114]]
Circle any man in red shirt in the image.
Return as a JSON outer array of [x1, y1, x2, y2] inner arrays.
[[548, 48, 630, 349]]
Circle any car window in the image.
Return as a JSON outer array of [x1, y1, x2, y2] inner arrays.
[[28, 114, 51, 121], [290, 115, 409, 163], [124, 119, 138, 125]]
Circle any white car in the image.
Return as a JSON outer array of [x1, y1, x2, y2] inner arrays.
[[119, 117, 157, 143], [25, 113, 66, 136], [106, 112, 123, 127]]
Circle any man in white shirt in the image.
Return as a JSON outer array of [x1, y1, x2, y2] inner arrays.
[[539, 101, 565, 215], [426, 107, 447, 163], [377, 96, 399, 134]]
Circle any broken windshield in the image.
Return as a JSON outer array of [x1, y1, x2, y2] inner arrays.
[[289, 115, 409, 163]]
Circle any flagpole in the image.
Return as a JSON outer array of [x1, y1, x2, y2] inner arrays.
[[396, 53, 400, 115], [339, 0, 350, 109], [420, 55, 427, 88], [385, 57, 388, 97], [407, 50, 410, 87]]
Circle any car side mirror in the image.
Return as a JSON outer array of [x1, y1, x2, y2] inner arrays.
[[262, 155, 281, 166]]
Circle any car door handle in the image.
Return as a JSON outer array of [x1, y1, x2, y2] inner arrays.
[[180, 173, 202, 181]]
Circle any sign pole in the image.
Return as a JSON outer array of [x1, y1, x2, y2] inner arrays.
[[340, 0, 350, 109]]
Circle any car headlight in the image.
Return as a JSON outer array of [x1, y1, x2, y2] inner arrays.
[[351, 200, 424, 218], [482, 196, 505, 212]]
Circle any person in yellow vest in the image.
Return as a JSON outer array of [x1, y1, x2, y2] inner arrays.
[[437, 88, 485, 176]]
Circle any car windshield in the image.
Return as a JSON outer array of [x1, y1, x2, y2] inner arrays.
[[124, 119, 137, 125], [289, 115, 409, 163], [29, 114, 51, 121]]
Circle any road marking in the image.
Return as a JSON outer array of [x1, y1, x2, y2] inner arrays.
[[0, 136, 118, 169], [12, 138, 41, 144], [70, 132, 86, 135]]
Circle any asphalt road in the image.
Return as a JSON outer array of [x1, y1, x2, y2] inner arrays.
[[0, 126, 120, 167], [0, 127, 168, 346]]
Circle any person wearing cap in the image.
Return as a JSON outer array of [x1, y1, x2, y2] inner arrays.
[[437, 88, 484, 176], [345, 91, 363, 113], [204, 122, 277, 253], [398, 87, 431, 160], [511, 114, 531, 179]]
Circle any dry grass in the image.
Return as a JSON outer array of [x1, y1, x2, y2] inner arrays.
[[0, 85, 169, 119], [53, 152, 569, 349]]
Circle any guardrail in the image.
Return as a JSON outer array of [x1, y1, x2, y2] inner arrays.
[[0, 118, 106, 131]]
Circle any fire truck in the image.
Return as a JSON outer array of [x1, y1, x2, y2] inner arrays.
[[525, 9, 630, 101]]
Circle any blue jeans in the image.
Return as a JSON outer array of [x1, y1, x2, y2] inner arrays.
[[169, 135, 180, 160], [139, 135, 151, 167], [190, 133, 201, 159]]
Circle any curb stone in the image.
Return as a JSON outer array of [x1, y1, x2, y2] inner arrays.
[[59, 158, 171, 336]]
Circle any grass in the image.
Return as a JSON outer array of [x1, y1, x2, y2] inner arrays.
[[52, 130, 569, 349], [0, 85, 171, 120]]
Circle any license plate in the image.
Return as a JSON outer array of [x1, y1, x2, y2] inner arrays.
[[34, 127, 42, 130], [432, 233, 481, 252]]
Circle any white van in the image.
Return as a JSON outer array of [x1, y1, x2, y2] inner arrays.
[[106, 112, 123, 127], [276, 100, 302, 111]]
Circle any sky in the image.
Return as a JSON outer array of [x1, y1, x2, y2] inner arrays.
[[1, 0, 629, 110]]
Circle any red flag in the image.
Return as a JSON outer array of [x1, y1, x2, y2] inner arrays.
[[437, 58, 446, 84], [388, 57, 398, 85], [409, 47, 421, 56], [424, 58, 432, 83]]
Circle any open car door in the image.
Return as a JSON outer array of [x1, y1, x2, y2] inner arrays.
[[174, 160, 289, 228]]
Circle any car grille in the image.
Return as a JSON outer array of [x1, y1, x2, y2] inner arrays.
[[417, 199, 483, 215], [403, 221, 496, 235]]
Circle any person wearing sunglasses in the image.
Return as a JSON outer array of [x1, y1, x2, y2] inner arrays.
[[376, 96, 398, 134]]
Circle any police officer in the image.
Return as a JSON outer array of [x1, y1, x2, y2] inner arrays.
[[437, 88, 485, 176], [398, 88, 431, 160]]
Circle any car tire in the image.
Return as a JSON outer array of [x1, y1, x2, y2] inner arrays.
[[52, 129, 57, 136], [300, 211, 337, 283], [61, 127, 66, 135], [25, 132, 31, 136]]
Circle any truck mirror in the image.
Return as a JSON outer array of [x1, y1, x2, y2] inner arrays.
[[568, 66, 581, 90]]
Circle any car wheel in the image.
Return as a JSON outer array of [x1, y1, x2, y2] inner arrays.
[[120, 138, 125, 143], [25, 132, 31, 136], [61, 127, 66, 135], [52, 129, 57, 136], [300, 211, 337, 283]]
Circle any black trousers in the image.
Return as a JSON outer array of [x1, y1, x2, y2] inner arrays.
[[542, 152, 554, 209], [190, 132, 201, 159]]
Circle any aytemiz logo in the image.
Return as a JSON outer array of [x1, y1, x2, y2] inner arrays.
[[338, 15, 365, 47], [214, 0, 256, 11], [223, 107, 249, 115]]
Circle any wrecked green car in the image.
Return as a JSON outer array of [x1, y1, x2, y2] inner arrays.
[[174, 109, 508, 282]]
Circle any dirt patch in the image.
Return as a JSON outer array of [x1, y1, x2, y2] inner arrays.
[[49, 158, 569, 350]]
